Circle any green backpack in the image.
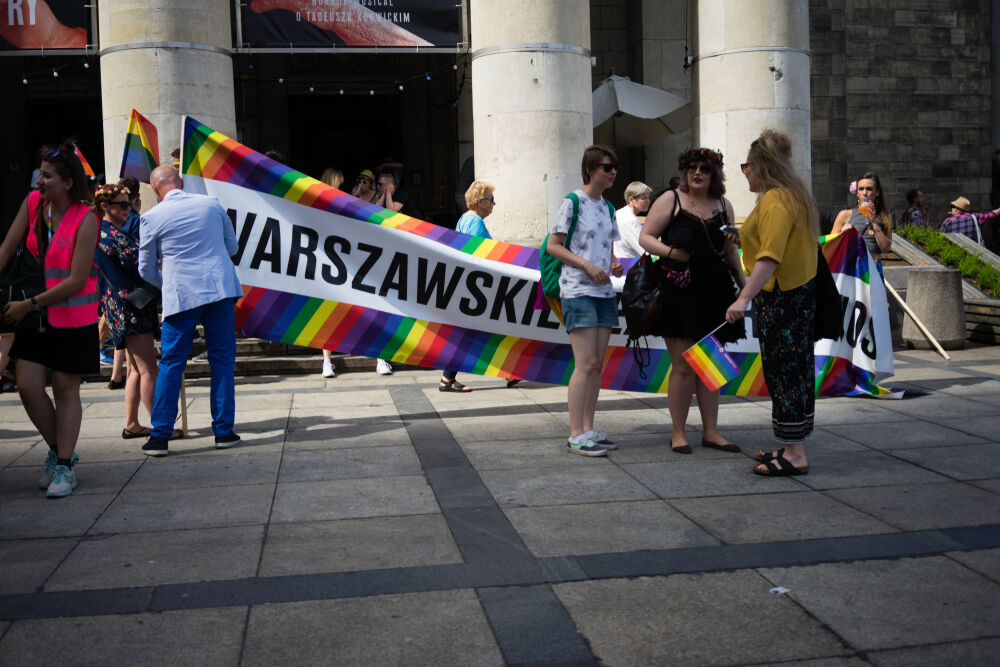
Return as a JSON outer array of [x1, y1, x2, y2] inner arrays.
[[539, 192, 615, 298]]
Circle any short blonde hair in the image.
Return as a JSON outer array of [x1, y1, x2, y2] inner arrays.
[[464, 180, 495, 210], [624, 181, 652, 201]]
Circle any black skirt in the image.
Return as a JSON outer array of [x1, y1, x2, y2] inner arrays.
[[10, 321, 100, 375]]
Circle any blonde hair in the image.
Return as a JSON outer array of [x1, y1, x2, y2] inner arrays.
[[321, 168, 344, 189], [624, 181, 652, 201], [464, 180, 495, 210], [746, 130, 819, 236]]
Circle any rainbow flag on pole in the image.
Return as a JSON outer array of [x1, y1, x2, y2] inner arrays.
[[682, 326, 741, 392], [73, 145, 95, 178], [119, 109, 160, 182]]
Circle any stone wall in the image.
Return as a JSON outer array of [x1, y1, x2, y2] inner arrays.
[[810, 0, 993, 223]]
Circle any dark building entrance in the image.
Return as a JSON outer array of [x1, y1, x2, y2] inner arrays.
[[234, 52, 463, 226]]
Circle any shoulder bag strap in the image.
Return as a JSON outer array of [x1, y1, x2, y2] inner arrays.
[[564, 192, 580, 249]]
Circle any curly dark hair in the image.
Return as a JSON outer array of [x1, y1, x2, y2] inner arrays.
[[677, 147, 726, 199], [677, 147, 723, 171]]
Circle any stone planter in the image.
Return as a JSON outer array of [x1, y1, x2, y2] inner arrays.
[[902, 268, 966, 350]]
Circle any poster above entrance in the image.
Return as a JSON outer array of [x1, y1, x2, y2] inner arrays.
[[242, 0, 462, 49], [0, 0, 90, 52]]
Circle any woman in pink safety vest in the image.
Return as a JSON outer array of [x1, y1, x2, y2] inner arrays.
[[0, 144, 100, 498]]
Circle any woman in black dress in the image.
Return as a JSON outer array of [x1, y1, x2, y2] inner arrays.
[[639, 148, 746, 453]]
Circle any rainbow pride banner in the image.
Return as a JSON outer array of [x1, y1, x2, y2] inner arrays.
[[180, 116, 898, 397], [120, 109, 160, 183]]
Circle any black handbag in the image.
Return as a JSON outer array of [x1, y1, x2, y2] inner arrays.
[[0, 224, 47, 334], [813, 244, 844, 341], [125, 281, 160, 312], [622, 254, 665, 340]]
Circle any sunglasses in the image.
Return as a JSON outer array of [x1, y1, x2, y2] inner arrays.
[[109, 201, 131, 210], [598, 163, 617, 174], [690, 164, 713, 175], [44, 149, 61, 158]]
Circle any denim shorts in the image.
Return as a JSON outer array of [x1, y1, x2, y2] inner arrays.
[[562, 296, 619, 332]]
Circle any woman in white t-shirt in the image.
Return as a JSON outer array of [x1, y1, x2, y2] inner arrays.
[[545, 145, 624, 457]]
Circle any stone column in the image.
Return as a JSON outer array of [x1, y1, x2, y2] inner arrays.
[[470, 0, 592, 245], [693, 0, 811, 218], [99, 0, 236, 196]]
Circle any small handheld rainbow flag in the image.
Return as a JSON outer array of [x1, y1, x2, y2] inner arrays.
[[119, 109, 160, 183], [682, 324, 741, 392], [73, 145, 95, 178]]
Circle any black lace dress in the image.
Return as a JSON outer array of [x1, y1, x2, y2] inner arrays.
[[656, 195, 744, 344]]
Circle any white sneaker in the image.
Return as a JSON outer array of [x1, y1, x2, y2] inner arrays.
[[321, 360, 336, 378], [39, 451, 78, 488], [46, 465, 77, 498], [376, 359, 393, 376]]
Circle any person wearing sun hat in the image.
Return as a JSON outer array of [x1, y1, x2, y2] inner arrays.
[[351, 169, 378, 203], [940, 195, 1000, 244]]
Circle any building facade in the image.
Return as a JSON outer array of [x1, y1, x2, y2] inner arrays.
[[1, 1, 995, 239]]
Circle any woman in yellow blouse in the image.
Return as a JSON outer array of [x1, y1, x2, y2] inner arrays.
[[725, 130, 819, 476]]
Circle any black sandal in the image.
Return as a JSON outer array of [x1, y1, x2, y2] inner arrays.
[[752, 453, 808, 477], [439, 379, 472, 393], [754, 447, 785, 463]]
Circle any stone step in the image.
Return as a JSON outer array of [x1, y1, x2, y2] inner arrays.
[[190, 338, 318, 357], [966, 298, 1000, 344], [90, 353, 399, 381]]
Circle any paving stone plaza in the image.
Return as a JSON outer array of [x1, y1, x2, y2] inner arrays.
[[1, 346, 999, 665]]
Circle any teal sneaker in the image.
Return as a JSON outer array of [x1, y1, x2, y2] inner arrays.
[[39, 451, 78, 488], [46, 465, 77, 498], [566, 432, 607, 457]]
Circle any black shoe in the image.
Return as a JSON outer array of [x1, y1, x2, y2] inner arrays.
[[214, 432, 241, 449], [141, 437, 169, 457], [107, 379, 126, 390]]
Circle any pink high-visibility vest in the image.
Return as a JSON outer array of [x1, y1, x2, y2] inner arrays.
[[25, 190, 98, 328]]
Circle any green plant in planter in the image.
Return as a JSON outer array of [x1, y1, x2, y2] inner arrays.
[[939, 244, 964, 267], [895, 225, 1000, 298], [959, 254, 981, 281]]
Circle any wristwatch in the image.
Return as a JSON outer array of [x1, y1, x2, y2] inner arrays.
[[30, 297, 40, 311]]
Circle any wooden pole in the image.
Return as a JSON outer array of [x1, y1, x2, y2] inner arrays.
[[178, 372, 189, 436], [884, 279, 951, 361]]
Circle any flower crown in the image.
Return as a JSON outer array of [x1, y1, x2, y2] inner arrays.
[[678, 148, 723, 171], [95, 183, 131, 198]]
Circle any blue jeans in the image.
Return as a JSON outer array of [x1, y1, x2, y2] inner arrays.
[[150, 298, 236, 439]]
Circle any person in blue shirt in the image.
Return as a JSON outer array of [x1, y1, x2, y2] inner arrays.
[[440, 181, 519, 391], [102, 177, 144, 387]]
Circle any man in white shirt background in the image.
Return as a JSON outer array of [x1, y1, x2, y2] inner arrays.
[[613, 181, 652, 259]]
